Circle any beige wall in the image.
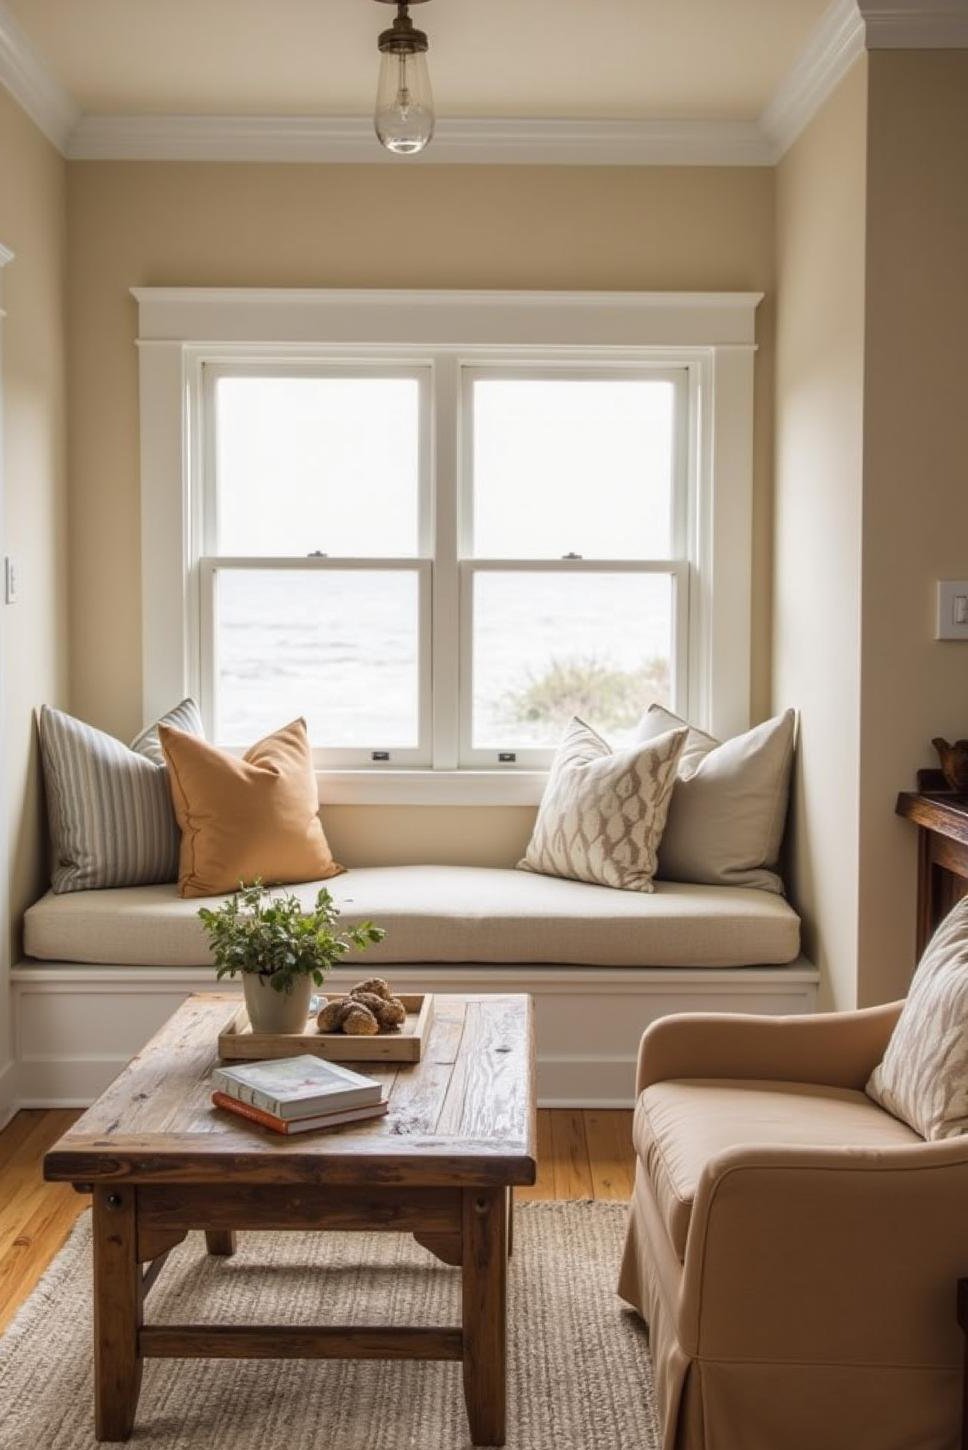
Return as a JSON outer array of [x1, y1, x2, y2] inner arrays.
[[66, 160, 776, 751], [856, 51, 968, 1004], [64, 162, 776, 869], [64, 162, 775, 867], [773, 59, 868, 1009], [0, 88, 68, 1078], [322, 804, 535, 871]]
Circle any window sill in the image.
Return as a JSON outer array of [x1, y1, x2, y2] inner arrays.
[[315, 769, 547, 807]]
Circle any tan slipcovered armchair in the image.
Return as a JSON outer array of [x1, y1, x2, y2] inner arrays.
[[619, 1003, 968, 1450]]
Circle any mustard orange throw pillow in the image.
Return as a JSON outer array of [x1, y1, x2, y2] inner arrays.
[[159, 717, 344, 899]]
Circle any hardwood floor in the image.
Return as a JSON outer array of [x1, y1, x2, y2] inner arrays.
[[0, 1107, 633, 1333]]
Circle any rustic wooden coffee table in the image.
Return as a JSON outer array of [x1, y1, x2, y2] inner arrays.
[[45, 992, 536, 1447]]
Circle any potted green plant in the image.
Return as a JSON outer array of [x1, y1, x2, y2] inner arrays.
[[198, 881, 386, 1035]]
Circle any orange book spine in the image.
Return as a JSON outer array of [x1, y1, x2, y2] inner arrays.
[[212, 1090, 290, 1134]]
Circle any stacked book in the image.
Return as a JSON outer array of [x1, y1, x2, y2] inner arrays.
[[212, 1055, 388, 1135]]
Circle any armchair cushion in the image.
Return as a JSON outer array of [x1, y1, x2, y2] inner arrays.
[[867, 895, 968, 1139], [635, 1077, 921, 1261]]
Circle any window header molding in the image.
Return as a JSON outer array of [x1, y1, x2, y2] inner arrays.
[[131, 287, 763, 350]]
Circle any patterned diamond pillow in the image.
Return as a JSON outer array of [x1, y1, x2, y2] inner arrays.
[[518, 717, 687, 892], [866, 895, 968, 1139]]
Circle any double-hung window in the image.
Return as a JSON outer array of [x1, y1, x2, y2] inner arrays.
[[200, 361, 687, 769], [135, 288, 760, 797]]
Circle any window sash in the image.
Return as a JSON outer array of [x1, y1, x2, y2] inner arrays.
[[193, 351, 701, 770], [200, 360, 434, 559], [458, 364, 691, 561], [457, 558, 689, 767], [198, 556, 434, 767]]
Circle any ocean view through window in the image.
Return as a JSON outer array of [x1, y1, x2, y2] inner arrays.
[[202, 364, 687, 767]]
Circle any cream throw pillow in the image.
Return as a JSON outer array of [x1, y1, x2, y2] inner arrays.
[[636, 705, 796, 894], [518, 717, 687, 892], [867, 896, 968, 1140], [160, 717, 344, 899]]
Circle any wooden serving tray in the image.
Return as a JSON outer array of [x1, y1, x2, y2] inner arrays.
[[217, 993, 434, 1064]]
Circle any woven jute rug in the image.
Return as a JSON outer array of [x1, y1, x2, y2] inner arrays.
[[0, 1201, 659, 1449]]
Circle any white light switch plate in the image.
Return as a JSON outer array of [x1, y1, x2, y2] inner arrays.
[[936, 580, 968, 640]]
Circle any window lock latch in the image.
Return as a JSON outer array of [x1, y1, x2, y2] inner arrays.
[[498, 751, 517, 763], [307, 550, 328, 558], [371, 750, 391, 762], [561, 552, 582, 560]]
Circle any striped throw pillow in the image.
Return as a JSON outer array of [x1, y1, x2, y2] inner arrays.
[[39, 700, 204, 894], [866, 895, 968, 1139], [130, 697, 203, 766]]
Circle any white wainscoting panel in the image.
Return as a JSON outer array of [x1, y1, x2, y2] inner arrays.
[[12, 959, 819, 1109]]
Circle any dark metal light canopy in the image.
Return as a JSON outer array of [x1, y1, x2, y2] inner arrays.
[[373, 0, 434, 156]]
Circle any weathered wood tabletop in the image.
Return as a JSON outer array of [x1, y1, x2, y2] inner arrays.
[[46, 992, 537, 1188]]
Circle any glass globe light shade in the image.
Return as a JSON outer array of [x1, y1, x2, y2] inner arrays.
[[375, 47, 434, 155]]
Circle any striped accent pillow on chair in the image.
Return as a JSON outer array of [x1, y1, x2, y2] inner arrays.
[[39, 699, 203, 894], [866, 894, 968, 1139]]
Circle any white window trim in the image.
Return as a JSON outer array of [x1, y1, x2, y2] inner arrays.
[[134, 287, 761, 806]]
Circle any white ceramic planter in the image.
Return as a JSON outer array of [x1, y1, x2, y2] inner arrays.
[[243, 973, 313, 1035]]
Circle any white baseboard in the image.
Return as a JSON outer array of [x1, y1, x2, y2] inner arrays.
[[11, 957, 819, 1111], [536, 1054, 640, 1107]]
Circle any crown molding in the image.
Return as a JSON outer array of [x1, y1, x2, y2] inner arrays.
[[859, 0, 968, 47], [68, 113, 772, 166], [0, 0, 79, 152], [760, 0, 866, 160], [2, 0, 967, 168]]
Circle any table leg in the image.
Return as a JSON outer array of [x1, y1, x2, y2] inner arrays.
[[93, 1186, 143, 1442], [461, 1187, 507, 1447], [205, 1230, 237, 1257]]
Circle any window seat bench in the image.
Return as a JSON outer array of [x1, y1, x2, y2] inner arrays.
[[12, 865, 817, 1109]]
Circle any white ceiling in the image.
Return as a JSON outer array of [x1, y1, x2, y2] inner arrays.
[[6, 0, 830, 121]]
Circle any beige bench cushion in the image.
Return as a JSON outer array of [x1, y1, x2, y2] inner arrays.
[[634, 1077, 921, 1261], [23, 865, 801, 969]]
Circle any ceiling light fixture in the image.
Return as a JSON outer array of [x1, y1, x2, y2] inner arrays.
[[373, 0, 434, 156]]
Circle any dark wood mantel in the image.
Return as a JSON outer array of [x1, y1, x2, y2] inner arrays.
[[896, 770, 968, 955]]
